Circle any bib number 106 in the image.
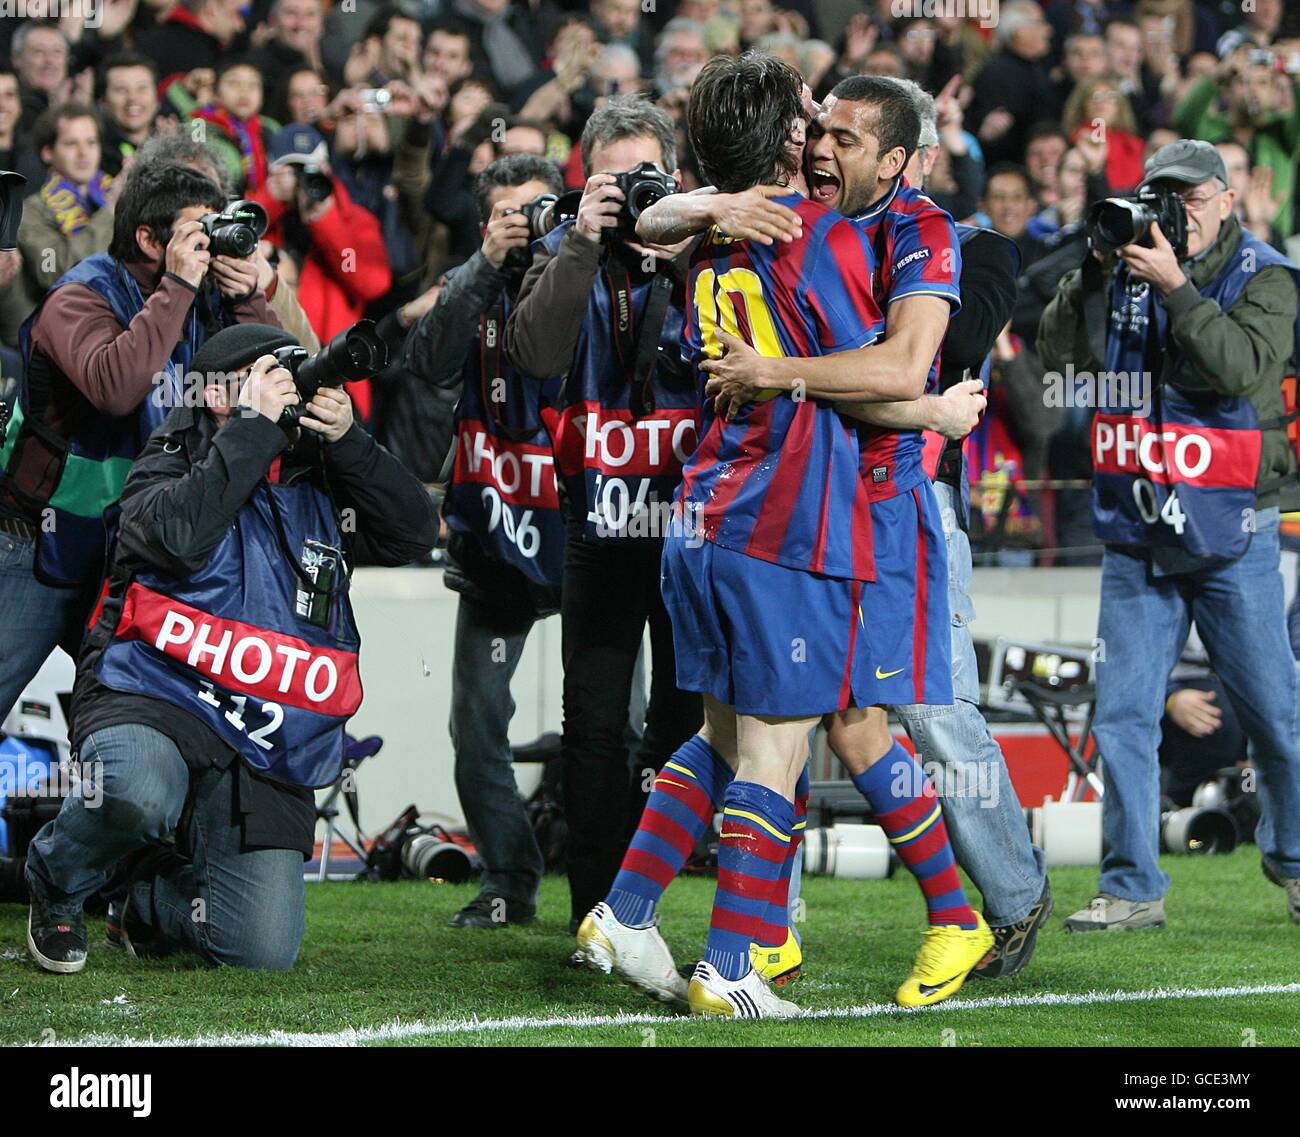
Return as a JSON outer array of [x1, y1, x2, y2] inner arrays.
[[1132, 477, 1187, 535]]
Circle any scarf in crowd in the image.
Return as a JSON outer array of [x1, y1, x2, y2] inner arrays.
[[452, 0, 536, 91], [193, 106, 269, 191], [40, 170, 113, 236]]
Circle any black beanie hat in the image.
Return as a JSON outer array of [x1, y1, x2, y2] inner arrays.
[[190, 323, 300, 379]]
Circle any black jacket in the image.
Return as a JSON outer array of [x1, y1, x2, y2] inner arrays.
[[381, 248, 561, 618], [71, 405, 437, 854]]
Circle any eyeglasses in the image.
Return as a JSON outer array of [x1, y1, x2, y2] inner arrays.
[[1178, 188, 1221, 210]]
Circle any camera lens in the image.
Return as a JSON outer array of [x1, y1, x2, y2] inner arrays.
[[212, 223, 258, 258]]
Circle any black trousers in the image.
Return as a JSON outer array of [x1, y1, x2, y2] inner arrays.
[[560, 522, 702, 922]]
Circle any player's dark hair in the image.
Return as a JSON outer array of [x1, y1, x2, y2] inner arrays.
[[829, 74, 922, 167], [687, 51, 803, 194], [110, 162, 226, 264], [473, 154, 563, 223]]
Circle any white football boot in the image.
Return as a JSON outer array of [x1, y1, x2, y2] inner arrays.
[[687, 960, 803, 1019], [574, 902, 688, 1005]]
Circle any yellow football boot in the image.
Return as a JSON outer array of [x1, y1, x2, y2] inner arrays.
[[895, 914, 994, 1008], [749, 931, 803, 986]]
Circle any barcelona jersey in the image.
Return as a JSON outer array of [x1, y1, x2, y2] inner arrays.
[[676, 195, 885, 582], [850, 177, 962, 497]]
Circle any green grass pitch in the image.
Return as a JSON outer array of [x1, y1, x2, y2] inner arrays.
[[3, 846, 1298, 1047]]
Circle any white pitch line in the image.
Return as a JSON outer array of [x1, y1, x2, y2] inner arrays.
[[35, 981, 1300, 1048]]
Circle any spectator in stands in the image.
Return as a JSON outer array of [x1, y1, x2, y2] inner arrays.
[[137, 0, 247, 83], [13, 23, 78, 134], [272, 66, 331, 128], [243, 0, 326, 78], [18, 104, 120, 302], [968, 0, 1056, 166], [424, 90, 506, 269], [1174, 46, 1300, 239], [1106, 17, 1164, 131], [1216, 0, 1283, 57], [982, 163, 1051, 343], [1216, 139, 1287, 249], [0, 68, 44, 189], [1024, 124, 1069, 210], [1052, 32, 1105, 114], [343, 4, 424, 90], [592, 0, 655, 74], [1031, 143, 1089, 237], [1063, 76, 1145, 192], [449, 0, 546, 100], [1136, 10, 1183, 127], [424, 21, 476, 90], [252, 125, 391, 418], [185, 58, 281, 194], [653, 17, 709, 100], [97, 54, 165, 178], [921, 74, 982, 223]]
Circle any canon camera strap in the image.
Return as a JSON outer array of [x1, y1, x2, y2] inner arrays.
[[478, 299, 540, 443], [606, 257, 673, 420]]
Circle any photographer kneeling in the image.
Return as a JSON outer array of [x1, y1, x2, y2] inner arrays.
[[24, 324, 437, 974], [1039, 139, 1300, 930]]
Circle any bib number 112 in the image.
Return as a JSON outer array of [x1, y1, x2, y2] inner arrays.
[[196, 680, 284, 751]]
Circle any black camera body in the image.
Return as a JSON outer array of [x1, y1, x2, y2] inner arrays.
[[272, 319, 388, 427], [295, 164, 333, 203], [502, 189, 582, 273], [198, 199, 269, 258], [609, 161, 678, 237], [1086, 185, 1189, 261]]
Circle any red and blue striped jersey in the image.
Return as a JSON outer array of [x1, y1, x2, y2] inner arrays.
[[676, 195, 885, 582], [851, 177, 961, 498]]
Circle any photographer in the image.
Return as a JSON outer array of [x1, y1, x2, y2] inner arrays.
[[390, 154, 565, 928], [0, 161, 279, 725], [251, 124, 392, 419], [1039, 139, 1300, 930], [24, 323, 436, 973], [503, 97, 703, 928]]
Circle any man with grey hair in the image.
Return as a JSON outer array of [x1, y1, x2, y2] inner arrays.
[[504, 96, 703, 932], [653, 18, 708, 97], [968, 0, 1055, 165], [13, 22, 74, 134]]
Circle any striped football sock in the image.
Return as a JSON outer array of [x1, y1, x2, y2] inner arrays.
[[851, 742, 977, 928], [704, 780, 793, 981], [754, 762, 809, 948], [605, 734, 731, 928]]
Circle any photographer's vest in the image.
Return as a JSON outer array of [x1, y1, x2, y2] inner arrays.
[[1091, 230, 1300, 558], [95, 479, 361, 788], [539, 220, 699, 542], [0, 254, 217, 587], [446, 291, 564, 587]]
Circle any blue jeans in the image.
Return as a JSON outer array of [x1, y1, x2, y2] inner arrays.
[[1094, 509, 1300, 901], [26, 723, 305, 970], [894, 481, 1047, 926], [0, 532, 94, 720], [450, 594, 545, 910]]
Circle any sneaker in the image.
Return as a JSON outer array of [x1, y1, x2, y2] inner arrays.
[[749, 930, 803, 986], [104, 891, 160, 958], [1063, 893, 1165, 933], [573, 902, 688, 1005], [27, 897, 87, 974], [895, 915, 994, 1008], [972, 879, 1054, 980], [687, 960, 803, 1019], [448, 895, 536, 929], [1261, 860, 1300, 924]]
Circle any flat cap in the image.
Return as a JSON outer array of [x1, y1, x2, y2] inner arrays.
[[190, 323, 300, 378], [1139, 139, 1228, 191]]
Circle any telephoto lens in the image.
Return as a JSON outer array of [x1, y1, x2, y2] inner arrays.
[[276, 319, 389, 427]]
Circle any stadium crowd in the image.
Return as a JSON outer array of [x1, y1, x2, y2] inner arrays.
[[2, 0, 1299, 562]]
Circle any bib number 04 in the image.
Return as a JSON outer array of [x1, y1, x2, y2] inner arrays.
[[1132, 477, 1187, 535]]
